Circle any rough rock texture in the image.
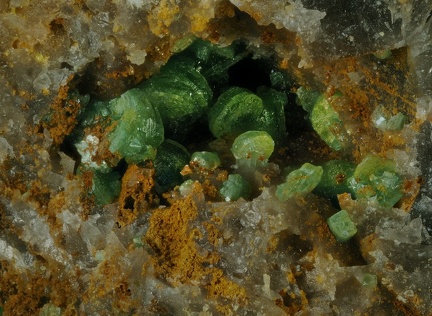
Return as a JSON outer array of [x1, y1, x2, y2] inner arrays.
[[1, 0, 432, 315]]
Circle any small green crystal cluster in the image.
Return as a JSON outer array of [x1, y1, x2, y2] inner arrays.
[[64, 39, 405, 240], [347, 155, 403, 208], [68, 39, 290, 203]]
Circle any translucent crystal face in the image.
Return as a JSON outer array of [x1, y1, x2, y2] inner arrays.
[[327, 210, 358, 242], [231, 130, 275, 167], [276, 163, 323, 201]]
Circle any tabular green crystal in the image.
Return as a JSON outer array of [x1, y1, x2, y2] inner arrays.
[[209, 87, 264, 139], [314, 160, 356, 198], [209, 86, 287, 140], [91, 170, 121, 205], [179, 179, 195, 197], [154, 139, 190, 193], [347, 155, 403, 207], [191, 151, 221, 170], [108, 88, 164, 163], [296, 86, 321, 114], [276, 163, 323, 201], [255, 86, 287, 140], [371, 105, 407, 131], [311, 93, 345, 151], [220, 174, 252, 201], [327, 210, 357, 242], [231, 131, 275, 168], [140, 62, 212, 138], [361, 273, 378, 288]]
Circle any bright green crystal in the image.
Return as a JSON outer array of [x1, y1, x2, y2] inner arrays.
[[327, 210, 357, 242], [347, 155, 403, 207], [314, 160, 356, 198], [154, 139, 190, 193], [231, 130, 275, 168], [310, 93, 345, 151], [191, 151, 221, 170], [220, 174, 252, 201], [108, 88, 164, 163], [209, 87, 264, 139], [276, 163, 323, 201]]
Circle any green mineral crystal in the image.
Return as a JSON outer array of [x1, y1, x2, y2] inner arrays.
[[327, 210, 357, 242], [296, 86, 321, 114], [220, 174, 252, 201], [140, 62, 212, 138], [371, 105, 407, 131], [154, 139, 190, 193], [311, 93, 345, 151], [91, 170, 121, 205], [179, 179, 195, 197], [191, 151, 221, 170], [255, 86, 287, 140], [209, 86, 286, 140], [347, 155, 403, 207], [209, 87, 264, 139], [373, 48, 392, 60], [108, 88, 164, 163], [276, 163, 323, 201], [184, 38, 245, 85], [314, 160, 356, 198], [361, 273, 378, 288], [231, 130, 275, 168]]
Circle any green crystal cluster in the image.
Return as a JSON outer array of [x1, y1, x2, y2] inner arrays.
[[66, 38, 405, 217], [347, 155, 403, 208], [371, 105, 407, 131], [108, 88, 164, 163], [68, 39, 290, 204]]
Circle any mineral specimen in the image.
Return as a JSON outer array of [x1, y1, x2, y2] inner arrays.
[[0, 0, 431, 315]]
